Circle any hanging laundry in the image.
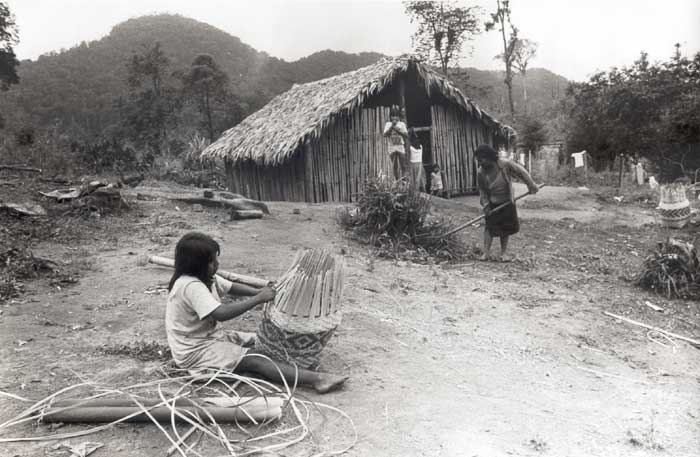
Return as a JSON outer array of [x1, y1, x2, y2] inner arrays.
[[571, 151, 586, 168]]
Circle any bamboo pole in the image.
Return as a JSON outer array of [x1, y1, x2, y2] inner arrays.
[[336, 118, 344, 202], [42, 404, 282, 424], [141, 255, 269, 288], [448, 108, 458, 192], [342, 114, 348, 202], [604, 312, 700, 346], [360, 110, 366, 195], [0, 165, 42, 173]]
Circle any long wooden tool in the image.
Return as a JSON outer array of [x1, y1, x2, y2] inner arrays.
[[438, 183, 546, 239], [141, 255, 270, 288]]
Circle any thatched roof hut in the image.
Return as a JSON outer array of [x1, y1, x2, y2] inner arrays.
[[202, 55, 514, 202]]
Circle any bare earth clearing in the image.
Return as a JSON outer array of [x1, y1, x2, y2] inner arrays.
[[1, 182, 699, 457]]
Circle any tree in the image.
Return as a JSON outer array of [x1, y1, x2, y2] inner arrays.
[[486, 0, 518, 120], [564, 47, 700, 178], [0, 1, 19, 91], [512, 38, 538, 110], [404, 1, 481, 76], [126, 42, 170, 97], [181, 54, 230, 142], [517, 116, 547, 154], [122, 42, 180, 157]]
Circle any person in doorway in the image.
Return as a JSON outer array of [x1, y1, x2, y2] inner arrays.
[[430, 163, 446, 197], [409, 129, 425, 191], [383, 106, 409, 181], [476, 144, 539, 262], [165, 232, 348, 393]]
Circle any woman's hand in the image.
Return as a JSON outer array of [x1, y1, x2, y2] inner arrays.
[[528, 185, 540, 195], [255, 286, 276, 303]]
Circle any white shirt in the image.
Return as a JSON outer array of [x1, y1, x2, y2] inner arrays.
[[410, 145, 423, 163], [431, 172, 443, 190], [165, 275, 233, 368]]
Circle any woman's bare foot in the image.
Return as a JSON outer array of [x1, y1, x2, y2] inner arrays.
[[313, 374, 348, 394], [499, 254, 513, 263], [478, 253, 490, 261]]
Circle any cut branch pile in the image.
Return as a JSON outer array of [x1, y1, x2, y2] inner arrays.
[[635, 237, 700, 299], [39, 180, 128, 216], [0, 360, 356, 456], [338, 176, 468, 260]]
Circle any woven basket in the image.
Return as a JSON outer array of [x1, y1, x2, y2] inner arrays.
[[658, 183, 691, 228], [254, 249, 344, 370]]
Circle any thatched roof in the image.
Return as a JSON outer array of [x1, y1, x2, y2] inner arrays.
[[202, 55, 513, 165]]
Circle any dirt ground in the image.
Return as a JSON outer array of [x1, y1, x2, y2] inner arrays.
[[1, 180, 699, 457]]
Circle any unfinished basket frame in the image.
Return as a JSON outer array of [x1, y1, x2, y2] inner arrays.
[[255, 249, 345, 369]]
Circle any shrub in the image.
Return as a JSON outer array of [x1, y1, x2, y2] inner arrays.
[[338, 176, 469, 260]]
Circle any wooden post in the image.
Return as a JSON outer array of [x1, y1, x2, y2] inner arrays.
[[528, 150, 532, 174], [618, 154, 624, 189]]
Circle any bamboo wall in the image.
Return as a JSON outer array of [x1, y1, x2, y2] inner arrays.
[[226, 104, 501, 202], [304, 106, 392, 202], [430, 104, 498, 194]]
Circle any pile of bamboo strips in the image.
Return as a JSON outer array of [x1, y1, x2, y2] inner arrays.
[[273, 249, 344, 318]]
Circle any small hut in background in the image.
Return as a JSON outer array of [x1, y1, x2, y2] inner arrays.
[[202, 55, 514, 202]]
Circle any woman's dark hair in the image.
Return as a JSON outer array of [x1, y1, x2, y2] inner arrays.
[[432, 163, 440, 172], [168, 232, 220, 291], [475, 144, 498, 162]]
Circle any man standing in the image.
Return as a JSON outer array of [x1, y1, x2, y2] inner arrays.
[[383, 106, 408, 181]]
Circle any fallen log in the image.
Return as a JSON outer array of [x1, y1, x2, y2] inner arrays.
[[173, 196, 269, 214], [139, 254, 270, 288], [231, 209, 263, 220], [131, 188, 269, 214], [0, 202, 47, 217], [43, 396, 283, 423], [0, 165, 42, 173]]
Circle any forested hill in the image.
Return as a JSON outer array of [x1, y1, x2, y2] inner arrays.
[[1, 13, 568, 145], [451, 67, 569, 136], [1, 14, 384, 137]]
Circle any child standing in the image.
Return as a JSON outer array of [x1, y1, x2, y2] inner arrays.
[[430, 164, 445, 197], [165, 232, 347, 393], [383, 106, 408, 181], [409, 130, 425, 191]]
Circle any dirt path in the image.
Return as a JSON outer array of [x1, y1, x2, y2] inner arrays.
[[1, 184, 698, 456]]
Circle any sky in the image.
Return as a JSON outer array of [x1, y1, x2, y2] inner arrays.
[[5, 0, 700, 82]]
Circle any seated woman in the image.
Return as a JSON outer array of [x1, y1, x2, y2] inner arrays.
[[165, 232, 347, 393]]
